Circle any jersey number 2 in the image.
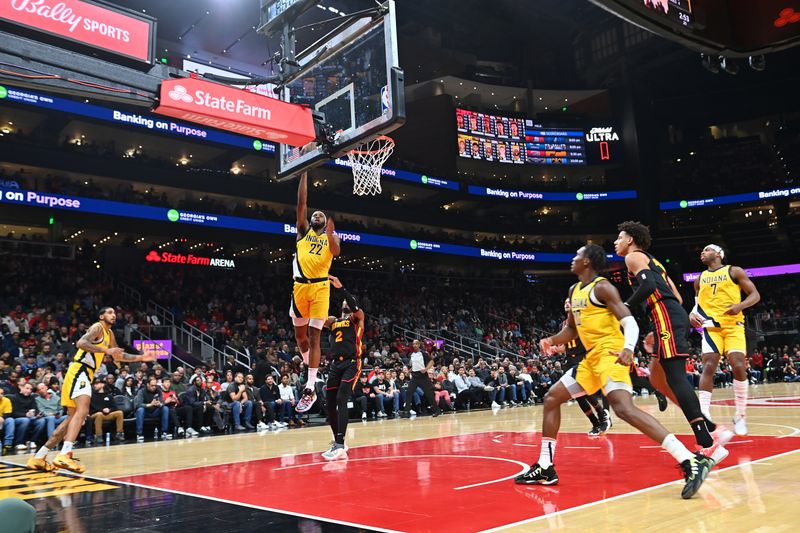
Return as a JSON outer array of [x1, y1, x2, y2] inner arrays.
[[335, 331, 343, 343]]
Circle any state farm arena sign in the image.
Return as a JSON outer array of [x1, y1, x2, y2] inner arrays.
[[145, 250, 235, 270], [153, 77, 316, 146], [0, 0, 156, 63]]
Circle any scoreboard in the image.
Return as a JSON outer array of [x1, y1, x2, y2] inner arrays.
[[456, 108, 623, 166], [524, 122, 587, 166]]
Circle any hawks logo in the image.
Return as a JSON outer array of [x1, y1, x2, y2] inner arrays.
[[660, 331, 671, 342]]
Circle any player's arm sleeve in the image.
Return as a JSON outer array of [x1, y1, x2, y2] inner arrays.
[[340, 287, 360, 311], [619, 316, 640, 352], [625, 269, 657, 309]]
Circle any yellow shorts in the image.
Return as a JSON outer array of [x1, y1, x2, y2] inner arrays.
[[702, 323, 746, 355], [290, 280, 330, 320], [569, 344, 632, 396], [61, 363, 93, 408]]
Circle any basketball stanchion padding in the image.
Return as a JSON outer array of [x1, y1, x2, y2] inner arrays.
[[346, 135, 394, 196]]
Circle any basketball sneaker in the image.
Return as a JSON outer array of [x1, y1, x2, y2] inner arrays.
[[697, 442, 729, 465], [514, 463, 559, 485], [26, 456, 56, 472], [601, 409, 613, 432], [322, 443, 348, 461], [733, 415, 748, 436], [655, 391, 668, 412], [295, 388, 317, 413], [711, 424, 735, 447], [679, 454, 713, 499], [588, 424, 603, 436], [53, 453, 85, 474]]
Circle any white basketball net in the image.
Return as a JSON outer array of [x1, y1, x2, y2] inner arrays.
[[346, 135, 394, 196]]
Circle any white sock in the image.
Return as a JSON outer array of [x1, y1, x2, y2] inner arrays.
[[307, 367, 318, 388], [698, 390, 713, 420], [301, 350, 310, 365], [34, 445, 51, 459], [538, 438, 557, 468], [661, 433, 694, 464], [733, 379, 748, 419], [61, 441, 74, 455]]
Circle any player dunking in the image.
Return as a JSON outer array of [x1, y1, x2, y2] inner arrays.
[[26, 307, 155, 473], [292, 172, 340, 413], [560, 299, 612, 436], [515, 244, 713, 498], [321, 275, 363, 460], [615, 221, 732, 463], [689, 245, 760, 436]]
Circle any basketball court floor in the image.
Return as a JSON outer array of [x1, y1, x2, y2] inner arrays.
[[3, 383, 799, 532]]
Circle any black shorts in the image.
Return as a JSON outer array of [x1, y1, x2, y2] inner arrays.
[[649, 299, 690, 359], [326, 356, 360, 392], [562, 352, 585, 372]]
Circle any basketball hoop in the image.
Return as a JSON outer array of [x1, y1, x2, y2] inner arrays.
[[346, 135, 394, 196]]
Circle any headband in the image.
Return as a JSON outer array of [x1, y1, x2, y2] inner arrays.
[[706, 244, 725, 260]]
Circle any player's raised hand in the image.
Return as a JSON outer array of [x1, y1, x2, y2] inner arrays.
[[328, 275, 343, 289], [539, 337, 557, 356], [610, 348, 634, 366], [326, 215, 336, 234]]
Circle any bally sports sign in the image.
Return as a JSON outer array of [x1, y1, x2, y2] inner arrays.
[[0, 0, 156, 63], [153, 77, 316, 146]]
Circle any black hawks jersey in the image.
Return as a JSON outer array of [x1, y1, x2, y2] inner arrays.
[[626, 250, 680, 312], [329, 317, 363, 358]]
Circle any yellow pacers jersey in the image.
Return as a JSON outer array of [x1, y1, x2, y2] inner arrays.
[[698, 265, 743, 326], [293, 227, 333, 281], [71, 323, 111, 379], [570, 277, 624, 355]]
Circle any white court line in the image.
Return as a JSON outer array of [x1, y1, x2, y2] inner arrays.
[[725, 440, 753, 445], [94, 429, 503, 479], [565, 446, 600, 449], [477, 447, 800, 533], [513, 443, 539, 448], [274, 454, 529, 490], [11, 463, 405, 533], [747, 422, 800, 438]]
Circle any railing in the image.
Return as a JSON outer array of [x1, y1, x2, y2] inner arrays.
[[392, 324, 481, 362], [0, 238, 75, 259], [115, 279, 250, 369], [127, 326, 196, 373], [487, 312, 555, 340], [752, 314, 800, 336], [391, 324, 526, 364], [435, 329, 526, 364]]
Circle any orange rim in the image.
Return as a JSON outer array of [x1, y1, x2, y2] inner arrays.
[[347, 135, 394, 155]]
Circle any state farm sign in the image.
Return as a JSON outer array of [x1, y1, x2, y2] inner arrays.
[[0, 0, 155, 63], [145, 250, 236, 269], [153, 78, 316, 147]]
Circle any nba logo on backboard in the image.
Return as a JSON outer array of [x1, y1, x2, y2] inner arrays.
[[381, 85, 391, 114]]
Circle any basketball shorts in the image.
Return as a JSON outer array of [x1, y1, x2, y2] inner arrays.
[[648, 300, 690, 359], [702, 322, 746, 355], [61, 363, 93, 408], [290, 280, 330, 322], [559, 344, 633, 397], [326, 357, 361, 392]]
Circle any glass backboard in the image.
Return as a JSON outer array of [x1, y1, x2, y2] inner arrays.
[[275, 0, 405, 180]]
